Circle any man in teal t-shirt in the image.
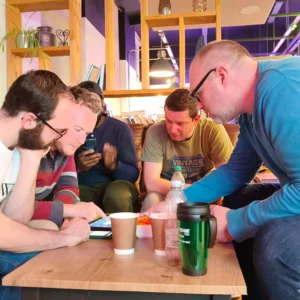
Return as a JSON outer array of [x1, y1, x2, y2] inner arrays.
[[149, 40, 300, 300]]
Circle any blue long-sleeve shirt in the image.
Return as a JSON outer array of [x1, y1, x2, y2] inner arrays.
[[184, 57, 300, 242], [77, 116, 139, 186]]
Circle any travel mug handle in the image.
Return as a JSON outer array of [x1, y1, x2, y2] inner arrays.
[[202, 214, 217, 248]]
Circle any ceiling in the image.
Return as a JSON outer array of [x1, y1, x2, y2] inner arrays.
[[115, 0, 300, 83]]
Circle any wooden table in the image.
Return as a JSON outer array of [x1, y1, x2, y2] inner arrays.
[[3, 239, 246, 300]]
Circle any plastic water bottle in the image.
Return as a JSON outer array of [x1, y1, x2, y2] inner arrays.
[[171, 166, 185, 190], [165, 180, 187, 266]]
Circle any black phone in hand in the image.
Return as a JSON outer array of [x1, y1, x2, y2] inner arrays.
[[83, 135, 96, 152]]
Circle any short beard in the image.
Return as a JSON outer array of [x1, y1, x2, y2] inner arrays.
[[18, 123, 50, 150]]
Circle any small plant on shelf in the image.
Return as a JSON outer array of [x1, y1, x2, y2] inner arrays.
[[0, 5, 40, 58]]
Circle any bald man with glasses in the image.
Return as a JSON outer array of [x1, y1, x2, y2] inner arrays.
[[150, 40, 300, 300]]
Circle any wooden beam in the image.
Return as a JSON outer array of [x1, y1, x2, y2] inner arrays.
[[38, 51, 52, 71], [179, 17, 185, 88], [6, 5, 22, 88], [11, 46, 70, 57], [144, 11, 216, 28], [69, 0, 81, 85], [215, 0, 221, 40], [7, 0, 69, 12], [140, 0, 149, 89], [103, 88, 176, 98], [105, 0, 116, 90]]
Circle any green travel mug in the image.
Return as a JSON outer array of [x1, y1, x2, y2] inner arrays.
[[177, 202, 217, 276]]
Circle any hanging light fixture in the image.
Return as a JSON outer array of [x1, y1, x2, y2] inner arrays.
[[149, 50, 175, 77], [149, 35, 175, 78]]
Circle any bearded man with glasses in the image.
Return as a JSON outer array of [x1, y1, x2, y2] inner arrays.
[[0, 70, 91, 300]]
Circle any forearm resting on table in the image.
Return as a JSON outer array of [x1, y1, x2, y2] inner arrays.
[[0, 212, 67, 253], [145, 177, 171, 196]]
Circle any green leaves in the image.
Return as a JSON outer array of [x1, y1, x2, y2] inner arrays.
[[0, 27, 17, 52], [1, 4, 40, 57]]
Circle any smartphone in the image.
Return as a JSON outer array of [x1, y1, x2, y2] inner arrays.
[[89, 231, 112, 240], [89, 216, 111, 231], [83, 135, 96, 152]]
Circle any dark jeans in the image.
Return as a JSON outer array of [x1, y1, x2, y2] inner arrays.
[[223, 183, 300, 300], [79, 180, 139, 213], [0, 251, 39, 300]]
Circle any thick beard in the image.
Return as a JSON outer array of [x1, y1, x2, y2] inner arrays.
[[18, 124, 50, 150]]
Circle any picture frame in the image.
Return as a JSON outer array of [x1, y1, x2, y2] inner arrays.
[[85, 65, 101, 84], [84, 64, 106, 90]]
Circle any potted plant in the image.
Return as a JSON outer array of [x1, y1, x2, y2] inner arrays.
[[0, 5, 40, 58]]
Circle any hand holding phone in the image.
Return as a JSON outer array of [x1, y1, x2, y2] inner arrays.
[[77, 150, 101, 172]]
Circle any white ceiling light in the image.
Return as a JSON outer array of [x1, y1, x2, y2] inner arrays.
[[240, 6, 260, 15]]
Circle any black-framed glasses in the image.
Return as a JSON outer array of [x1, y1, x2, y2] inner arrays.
[[36, 115, 68, 140], [190, 68, 216, 103]]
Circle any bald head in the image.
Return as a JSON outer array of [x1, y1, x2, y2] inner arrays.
[[189, 40, 258, 124], [192, 40, 252, 71]]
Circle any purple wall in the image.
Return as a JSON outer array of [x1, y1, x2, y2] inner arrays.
[[124, 12, 136, 70], [83, 0, 137, 73], [82, 0, 105, 36]]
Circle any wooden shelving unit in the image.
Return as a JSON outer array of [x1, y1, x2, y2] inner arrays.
[[7, 0, 69, 12], [11, 46, 70, 57], [6, 0, 81, 87], [104, 0, 221, 97], [144, 11, 217, 28]]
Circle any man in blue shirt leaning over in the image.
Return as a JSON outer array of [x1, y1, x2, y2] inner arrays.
[[76, 81, 139, 213], [149, 40, 300, 300]]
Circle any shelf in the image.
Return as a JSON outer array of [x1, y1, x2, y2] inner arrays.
[[11, 46, 70, 58], [102, 88, 177, 98], [7, 0, 69, 12], [144, 11, 216, 28]]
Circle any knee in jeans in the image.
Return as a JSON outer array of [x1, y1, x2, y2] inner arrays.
[[0, 251, 39, 279], [145, 192, 162, 205], [103, 181, 138, 212], [0, 260, 15, 278], [141, 192, 165, 212]]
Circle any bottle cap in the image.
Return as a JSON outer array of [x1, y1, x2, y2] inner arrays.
[[171, 180, 182, 188], [174, 166, 181, 171]]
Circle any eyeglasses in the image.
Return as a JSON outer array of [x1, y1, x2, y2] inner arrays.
[[190, 68, 216, 103], [36, 115, 68, 140]]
